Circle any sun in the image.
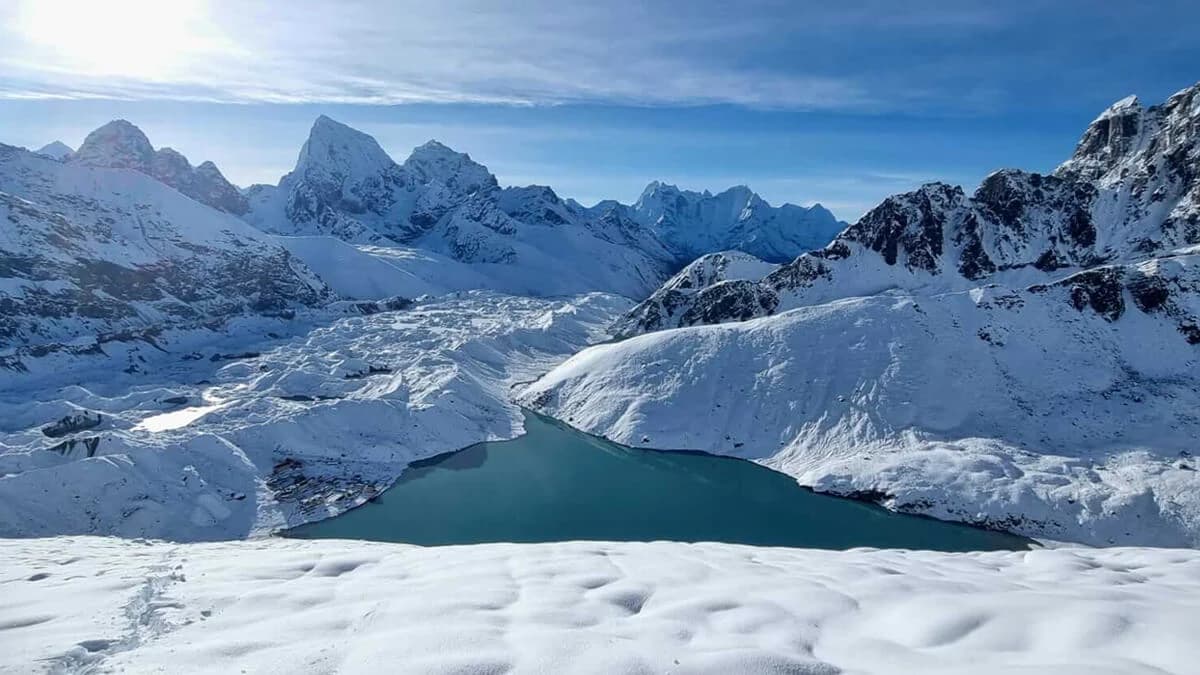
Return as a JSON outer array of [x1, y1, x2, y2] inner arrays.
[[15, 0, 223, 81]]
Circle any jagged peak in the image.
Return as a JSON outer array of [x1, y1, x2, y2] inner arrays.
[[153, 147, 190, 167], [1055, 90, 1156, 182], [71, 119, 155, 170], [412, 139, 456, 154], [295, 115, 397, 178], [638, 180, 680, 198], [1094, 94, 1142, 122], [405, 139, 482, 167], [195, 160, 224, 176], [403, 139, 496, 192]]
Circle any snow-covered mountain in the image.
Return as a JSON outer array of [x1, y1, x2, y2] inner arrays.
[[243, 115, 845, 299], [69, 120, 249, 216], [34, 141, 73, 160], [627, 181, 846, 263], [0, 143, 331, 353], [244, 116, 674, 298], [616, 83, 1200, 336], [613, 251, 781, 333], [524, 83, 1200, 547]]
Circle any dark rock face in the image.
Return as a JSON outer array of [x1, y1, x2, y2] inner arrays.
[[41, 412, 102, 438], [842, 183, 958, 272], [1064, 268, 1127, 322], [612, 251, 782, 336], [679, 281, 779, 327], [1056, 86, 1200, 250], [615, 82, 1200, 340], [70, 120, 249, 215]]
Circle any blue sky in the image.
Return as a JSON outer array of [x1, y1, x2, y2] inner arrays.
[[0, 1, 1197, 219]]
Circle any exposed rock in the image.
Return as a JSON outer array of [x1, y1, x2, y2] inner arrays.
[[41, 412, 102, 438]]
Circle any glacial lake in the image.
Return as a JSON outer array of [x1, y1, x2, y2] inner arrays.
[[287, 411, 1031, 551]]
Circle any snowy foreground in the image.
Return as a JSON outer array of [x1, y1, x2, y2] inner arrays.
[[0, 292, 630, 540], [2, 536, 1198, 674]]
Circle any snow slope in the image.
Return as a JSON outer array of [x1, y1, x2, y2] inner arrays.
[[0, 292, 630, 540], [523, 263, 1200, 547], [4, 536, 1199, 674], [270, 235, 448, 300], [0, 143, 330, 351]]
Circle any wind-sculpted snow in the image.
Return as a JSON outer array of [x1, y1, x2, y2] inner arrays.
[[0, 144, 330, 350], [525, 252, 1200, 547], [4, 537, 1199, 674], [0, 292, 631, 540]]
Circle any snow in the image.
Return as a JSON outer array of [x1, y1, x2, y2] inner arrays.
[[243, 117, 676, 299], [0, 143, 330, 348], [34, 141, 73, 160], [271, 235, 448, 300], [242, 115, 854, 302], [630, 181, 846, 263], [0, 291, 631, 540], [133, 405, 224, 433], [3, 536, 1198, 674], [523, 265, 1200, 548]]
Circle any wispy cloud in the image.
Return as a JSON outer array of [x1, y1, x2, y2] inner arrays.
[[0, 0, 1094, 112], [2, 0, 1196, 113]]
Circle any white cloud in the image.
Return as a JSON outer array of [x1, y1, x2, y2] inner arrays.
[[0, 0, 881, 109]]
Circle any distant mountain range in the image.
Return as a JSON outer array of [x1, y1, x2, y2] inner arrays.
[[241, 114, 844, 297], [3, 115, 845, 351]]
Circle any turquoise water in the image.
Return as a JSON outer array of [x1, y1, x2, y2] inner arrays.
[[287, 412, 1030, 551]]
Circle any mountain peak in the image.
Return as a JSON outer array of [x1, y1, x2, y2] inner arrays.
[[71, 119, 154, 170], [1097, 94, 1141, 121], [295, 115, 397, 178], [413, 139, 456, 154], [403, 139, 496, 192], [66, 119, 247, 214], [35, 141, 73, 160]]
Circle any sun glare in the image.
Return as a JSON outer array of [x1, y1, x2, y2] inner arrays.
[[16, 0, 221, 80]]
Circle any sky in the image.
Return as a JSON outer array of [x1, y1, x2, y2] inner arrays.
[[0, 0, 1197, 219]]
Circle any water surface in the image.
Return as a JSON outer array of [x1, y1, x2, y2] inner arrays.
[[288, 412, 1031, 551]]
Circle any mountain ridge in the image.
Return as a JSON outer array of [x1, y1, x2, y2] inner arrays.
[[0, 143, 331, 353], [614, 81, 1200, 336], [69, 120, 249, 216], [241, 115, 845, 295]]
